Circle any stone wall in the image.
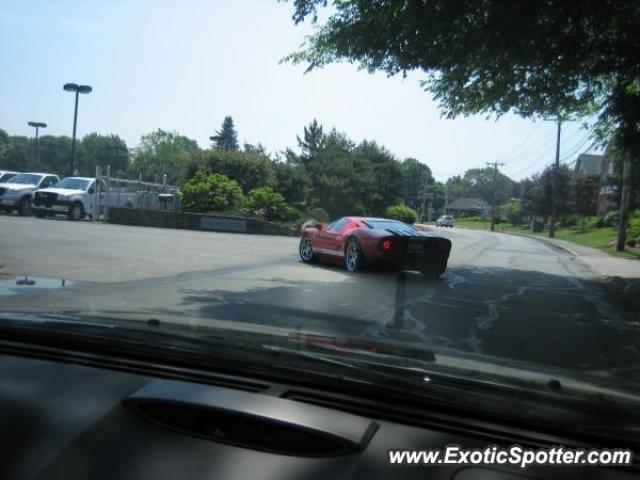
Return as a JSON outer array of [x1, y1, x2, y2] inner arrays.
[[107, 208, 297, 237]]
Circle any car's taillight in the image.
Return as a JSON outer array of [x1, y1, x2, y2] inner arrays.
[[381, 239, 392, 251]]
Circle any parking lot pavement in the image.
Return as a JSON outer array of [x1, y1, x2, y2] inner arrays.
[[1, 215, 640, 384]]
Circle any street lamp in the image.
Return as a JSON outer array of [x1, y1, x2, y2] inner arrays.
[[27, 121, 47, 165], [63, 82, 92, 175]]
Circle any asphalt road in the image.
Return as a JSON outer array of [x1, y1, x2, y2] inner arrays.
[[1, 215, 639, 385]]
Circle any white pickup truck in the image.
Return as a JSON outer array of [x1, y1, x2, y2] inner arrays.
[[32, 177, 107, 220], [0, 172, 60, 216]]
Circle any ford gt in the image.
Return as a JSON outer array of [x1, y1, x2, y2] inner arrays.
[[299, 217, 452, 277]]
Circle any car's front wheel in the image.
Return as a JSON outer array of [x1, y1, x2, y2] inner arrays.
[[33, 209, 47, 219], [345, 238, 365, 272], [68, 202, 85, 221], [17, 197, 32, 216], [299, 235, 316, 263]]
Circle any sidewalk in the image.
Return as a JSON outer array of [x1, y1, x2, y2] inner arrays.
[[503, 231, 640, 313], [514, 234, 640, 279]]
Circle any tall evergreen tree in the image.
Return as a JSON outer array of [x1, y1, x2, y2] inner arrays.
[[211, 116, 239, 151]]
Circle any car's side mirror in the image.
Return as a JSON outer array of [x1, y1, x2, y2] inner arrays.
[[88, 187, 95, 194]]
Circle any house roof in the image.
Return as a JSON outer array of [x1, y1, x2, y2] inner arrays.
[[446, 197, 491, 210], [574, 154, 603, 176]]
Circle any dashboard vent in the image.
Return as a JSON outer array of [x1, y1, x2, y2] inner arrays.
[[124, 379, 378, 457], [134, 401, 352, 456]]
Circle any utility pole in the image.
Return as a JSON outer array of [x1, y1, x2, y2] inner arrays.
[[617, 154, 632, 251], [444, 179, 449, 214], [486, 162, 505, 232], [549, 115, 562, 238]]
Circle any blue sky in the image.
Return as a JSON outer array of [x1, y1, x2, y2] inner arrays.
[[1, 0, 600, 180]]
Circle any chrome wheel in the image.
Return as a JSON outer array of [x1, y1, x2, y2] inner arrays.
[[345, 239, 361, 272], [299, 236, 315, 263]]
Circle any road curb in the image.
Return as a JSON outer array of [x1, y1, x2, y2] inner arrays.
[[500, 230, 583, 260], [500, 231, 640, 313]]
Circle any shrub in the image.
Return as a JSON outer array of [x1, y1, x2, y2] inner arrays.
[[385, 204, 418, 224], [181, 171, 244, 213], [244, 186, 294, 222], [603, 210, 620, 227], [307, 207, 330, 222], [501, 200, 524, 225], [628, 214, 640, 245], [559, 214, 580, 228], [586, 215, 606, 229]]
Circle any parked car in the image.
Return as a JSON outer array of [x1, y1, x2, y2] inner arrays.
[[0, 172, 60, 216], [436, 215, 455, 227], [299, 216, 452, 278], [0, 170, 19, 182], [33, 177, 109, 221]]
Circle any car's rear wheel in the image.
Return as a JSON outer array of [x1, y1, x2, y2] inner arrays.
[[421, 261, 447, 279], [34, 209, 47, 218], [17, 197, 32, 216], [299, 235, 316, 263], [345, 238, 365, 272], [68, 202, 85, 221]]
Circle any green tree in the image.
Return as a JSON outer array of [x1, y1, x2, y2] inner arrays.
[[0, 129, 10, 165], [211, 116, 239, 151], [2, 135, 29, 171], [181, 172, 244, 213], [352, 140, 403, 215], [297, 119, 325, 158], [273, 158, 309, 209], [244, 186, 294, 222], [130, 129, 199, 184], [401, 159, 433, 212], [450, 168, 514, 206], [284, 1, 639, 151], [571, 174, 599, 231], [501, 200, 524, 226], [522, 166, 572, 219], [385, 204, 418, 224], [188, 149, 276, 192], [77, 133, 129, 177], [34, 135, 73, 174], [287, 121, 404, 217]]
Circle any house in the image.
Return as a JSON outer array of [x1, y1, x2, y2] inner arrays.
[[574, 153, 603, 176], [573, 153, 617, 215], [446, 197, 492, 217]]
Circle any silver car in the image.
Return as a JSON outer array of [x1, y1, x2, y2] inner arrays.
[[436, 215, 454, 227]]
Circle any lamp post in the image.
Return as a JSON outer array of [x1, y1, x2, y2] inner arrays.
[[63, 83, 92, 175], [27, 121, 47, 166]]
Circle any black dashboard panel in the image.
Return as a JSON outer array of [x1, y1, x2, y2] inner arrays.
[[0, 353, 636, 480]]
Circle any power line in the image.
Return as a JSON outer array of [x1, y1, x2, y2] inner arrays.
[[502, 125, 558, 164], [496, 121, 545, 161], [558, 134, 593, 162]]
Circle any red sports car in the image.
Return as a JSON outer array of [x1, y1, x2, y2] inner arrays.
[[299, 217, 452, 277]]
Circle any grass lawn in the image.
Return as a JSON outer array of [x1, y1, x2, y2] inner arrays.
[[454, 219, 640, 259]]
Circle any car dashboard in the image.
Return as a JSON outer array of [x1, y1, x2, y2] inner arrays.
[[0, 344, 637, 480]]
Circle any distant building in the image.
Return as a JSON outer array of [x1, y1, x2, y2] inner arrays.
[[446, 197, 491, 217], [574, 153, 603, 176], [573, 153, 617, 215]]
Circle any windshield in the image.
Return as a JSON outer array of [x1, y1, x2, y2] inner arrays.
[[6, 173, 41, 185], [363, 219, 418, 232], [55, 178, 90, 191], [1, 0, 639, 443]]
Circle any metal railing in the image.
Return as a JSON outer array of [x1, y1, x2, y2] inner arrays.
[[93, 167, 180, 221]]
